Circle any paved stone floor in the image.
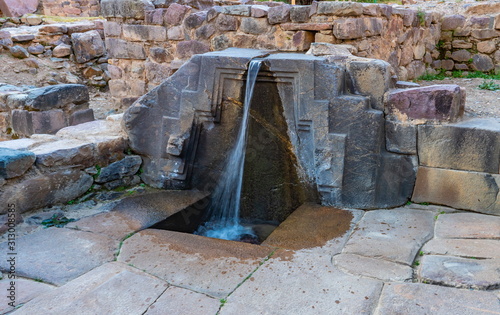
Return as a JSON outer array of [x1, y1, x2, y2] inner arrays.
[[0, 194, 499, 314]]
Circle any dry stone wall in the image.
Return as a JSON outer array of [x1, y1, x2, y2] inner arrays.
[[101, 0, 500, 107], [42, 0, 101, 17]]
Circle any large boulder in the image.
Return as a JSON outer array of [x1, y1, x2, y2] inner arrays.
[[0, 0, 38, 17], [0, 148, 35, 179]]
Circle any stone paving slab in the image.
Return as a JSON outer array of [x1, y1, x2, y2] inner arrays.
[[118, 229, 273, 298], [422, 239, 500, 259], [332, 253, 413, 282], [0, 228, 117, 285], [66, 190, 208, 240], [419, 255, 500, 290], [144, 286, 220, 315], [375, 283, 500, 315], [342, 209, 435, 265], [12, 262, 169, 315], [435, 213, 500, 239], [222, 250, 383, 315], [0, 278, 55, 314], [262, 203, 363, 254]]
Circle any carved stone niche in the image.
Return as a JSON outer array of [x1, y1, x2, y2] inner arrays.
[[124, 48, 417, 214]]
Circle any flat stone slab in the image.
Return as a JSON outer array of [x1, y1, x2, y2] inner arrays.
[[144, 286, 220, 315], [13, 262, 168, 314], [422, 239, 500, 259], [376, 283, 500, 315], [262, 203, 363, 254], [118, 229, 273, 298], [435, 213, 500, 239], [418, 255, 500, 290], [0, 278, 55, 314], [67, 190, 208, 240], [333, 253, 413, 282], [342, 209, 435, 265], [221, 250, 383, 314], [0, 228, 117, 285]]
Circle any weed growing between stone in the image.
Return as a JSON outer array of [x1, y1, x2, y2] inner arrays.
[[41, 214, 76, 228], [478, 80, 500, 91]]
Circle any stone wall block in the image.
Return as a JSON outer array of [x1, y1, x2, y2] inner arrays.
[[0, 148, 35, 179]]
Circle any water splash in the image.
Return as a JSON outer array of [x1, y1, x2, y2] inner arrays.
[[196, 59, 262, 241]]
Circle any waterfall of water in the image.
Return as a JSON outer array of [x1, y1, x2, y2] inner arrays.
[[195, 59, 262, 241]]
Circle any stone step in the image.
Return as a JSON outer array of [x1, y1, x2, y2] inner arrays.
[[435, 212, 500, 239], [422, 239, 500, 259], [0, 278, 55, 314]]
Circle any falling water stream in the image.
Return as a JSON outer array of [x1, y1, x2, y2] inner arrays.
[[195, 59, 263, 241]]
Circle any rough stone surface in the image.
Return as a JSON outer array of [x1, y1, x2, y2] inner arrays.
[[441, 14, 466, 30], [333, 17, 383, 39], [435, 213, 500, 239], [376, 283, 500, 314], [306, 42, 356, 56], [32, 139, 96, 168], [106, 38, 146, 59], [0, 228, 116, 285], [95, 155, 142, 183], [0, 0, 38, 17], [267, 4, 291, 25], [71, 30, 106, 63], [0, 279, 55, 314], [342, 209, 435, 265], [176, 40, 209, 59], [451, 49, 472, 62], [333, 253, 413, 282], [471, 54, 494, 72], [240, 17, 269, 35], [101, 0, 154, 19], [316, 2, 363, 16], [24, 84, 89, 111], [222, 251, 383, 314], [412, 167, 500, 215], [164, 3, 191, 25], [385, 85, 464, 122], [0, 170, 93, 214], [419, 255, 500, 290], [144, 286, 220, 315], [13, 262, 168, 314], [385, 120, 417, 154], [0, 148, 35, 179], [52, 43, 72, 58], [118, 229, 273, 298], [9, 46, 29, 59], [422, 239, 500, 259], [418, 119, 500, 173]]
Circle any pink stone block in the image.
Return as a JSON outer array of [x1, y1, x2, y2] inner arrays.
[[0, 0, 38, 17]]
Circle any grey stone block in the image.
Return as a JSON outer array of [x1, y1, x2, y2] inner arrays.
[[69, 108, 95, 126], [101, 0, 154, 19], [418, 119, 500, 173], [24, 84, 89, 111], [385, 120, 417, 154], [95, 155, 142, 183], [105, 38, 146, 59], [30, 110, 68, 134], [0, 148, 35, 179], [71, 30, 106, 64]]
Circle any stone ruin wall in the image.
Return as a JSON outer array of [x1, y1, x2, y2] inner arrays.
[[100, 0, 500, 107], [41, 0, 101, 17]]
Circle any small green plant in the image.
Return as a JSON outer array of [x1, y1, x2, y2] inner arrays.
[[115, 186, 127, 192], [419, 202, 429, 206], [478, 80, 500, 91], [34, 278, 44, 283], [93, 165, 102, 180], [406, 201, 412, 205], [416, 72, 446, 81], [434, 211, 446, 220], [413, 260, 420, 266], [66, 199, 76, 205], [419, 251, 425, 256], [220, 298, 227, 307], [139, 183, 146, 187], [417, 9, 425, 26], [41, 214, 76, 228]]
